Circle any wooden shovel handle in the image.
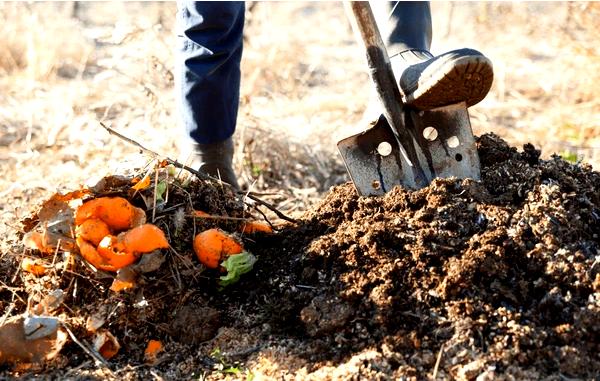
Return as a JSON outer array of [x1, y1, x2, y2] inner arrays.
[[344, 2, 406, 141]]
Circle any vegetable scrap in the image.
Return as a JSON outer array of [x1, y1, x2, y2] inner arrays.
[[218, 252, 257, 287], [0, 316, 67, 366]]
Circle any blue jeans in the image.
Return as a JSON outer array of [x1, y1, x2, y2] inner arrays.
[[176, 1, 430, 145]]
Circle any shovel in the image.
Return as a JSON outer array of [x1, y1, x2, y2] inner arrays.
[[338, 2, 480, 196]]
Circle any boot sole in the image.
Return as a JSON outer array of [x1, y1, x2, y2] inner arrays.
[[403, 55, 494, 110]]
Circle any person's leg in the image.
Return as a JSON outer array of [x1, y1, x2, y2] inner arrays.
[[176, 1, 244, 188], [374, 1, 493, 110], [378, 1, 432, 54]]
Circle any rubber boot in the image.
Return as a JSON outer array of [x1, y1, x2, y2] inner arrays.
[[186, 137, 240, 190], [391, 48, 494, 110], [373, 1, 493, 110]]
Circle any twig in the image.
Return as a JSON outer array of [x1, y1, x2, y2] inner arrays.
[[100, 123, 298, 224], [152, 161, 159, 223], [63, 324, 114, 374], [244, 193, 297, 223], [432, 342, 445, 380], [189, 214, 249, 222]]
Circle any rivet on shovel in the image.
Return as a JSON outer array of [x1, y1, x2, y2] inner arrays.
[[423, 126, 438, 141], [447, 136, 460, 148], [377, 142, 392, 157]]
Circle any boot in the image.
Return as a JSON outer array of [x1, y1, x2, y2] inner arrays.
[[186, 137, 240, 190], [391, 48, 494, 110]]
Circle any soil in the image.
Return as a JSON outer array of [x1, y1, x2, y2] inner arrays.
[[2, 133, 599, 380]]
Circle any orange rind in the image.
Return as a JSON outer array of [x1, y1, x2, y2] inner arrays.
[[119, 224, 169, 254], [75, 218, 111, 246], [75, 197, 144, 231], [241, 221, 274, 234]]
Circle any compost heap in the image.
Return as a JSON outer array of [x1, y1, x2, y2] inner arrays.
[[3, 133, 599, 380]]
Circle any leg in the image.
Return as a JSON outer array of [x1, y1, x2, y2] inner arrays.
[[176, 1, 244, 188], [375, 1, 432, 54]]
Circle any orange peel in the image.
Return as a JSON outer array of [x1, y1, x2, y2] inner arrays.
[[119, 224, 169, 254], [193, 228, 243, 269], [21, 258, 47, 276], [75, 218, 111, 246], [94, 330, 120, 360], [144, 339, 163, 363], [97, 236, 138, 269], [75, 197, 144, 231], [76, 236, 118, 272], [241, 221, 273, 234]]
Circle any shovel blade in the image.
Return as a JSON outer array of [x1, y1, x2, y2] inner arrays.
[[338, 102, 480, 196], [337, 115, 407, 196]]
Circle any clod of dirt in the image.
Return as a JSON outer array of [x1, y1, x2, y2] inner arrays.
[[300, 295, 353, 337], [171, 305, 221, 345]]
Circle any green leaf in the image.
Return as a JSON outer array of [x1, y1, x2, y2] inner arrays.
[[155, 180, 167, 201], [219, 252, 257, 287]]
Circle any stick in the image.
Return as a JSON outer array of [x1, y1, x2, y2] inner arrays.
[[432, 342, 445, 380], [190, 214, 249, 221], [100, 123, 298, 224], [63, 324, 114, 374]]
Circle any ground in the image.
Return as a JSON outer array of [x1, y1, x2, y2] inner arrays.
[[0, 2, 598, 380]]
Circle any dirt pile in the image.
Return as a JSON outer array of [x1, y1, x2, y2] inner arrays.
[[237, 133, 599, 379], [2, 133, 599, 380]]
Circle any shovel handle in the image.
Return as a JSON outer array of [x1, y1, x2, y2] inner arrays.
[[345, 2, 428, 187], [345, 2, 407, 143]]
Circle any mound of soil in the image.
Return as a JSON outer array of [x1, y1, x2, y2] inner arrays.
[[2, 133, 599, 380]]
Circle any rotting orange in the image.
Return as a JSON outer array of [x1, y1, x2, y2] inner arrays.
[[193, 228, 243, 269], [75, 218, 111, 246]]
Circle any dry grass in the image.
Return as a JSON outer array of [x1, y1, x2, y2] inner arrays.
[[1, 1, 598, 239]]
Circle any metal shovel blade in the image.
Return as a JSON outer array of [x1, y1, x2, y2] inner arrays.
[[337, 115, 404, 196], [338, 102, 480, 196]]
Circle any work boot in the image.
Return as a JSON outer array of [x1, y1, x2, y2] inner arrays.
[[391, 48, 494, 110], [186, 137, 240, 190]]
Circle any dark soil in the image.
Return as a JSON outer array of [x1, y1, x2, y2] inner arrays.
[[2, 133, 599, 380]]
